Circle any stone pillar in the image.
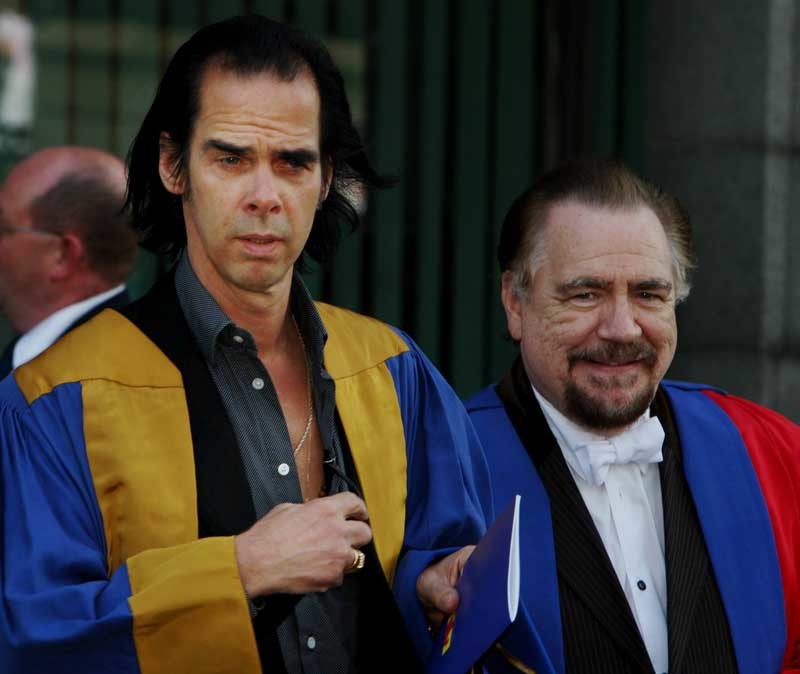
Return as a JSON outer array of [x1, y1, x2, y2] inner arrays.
[[645, 0, 800, 421]]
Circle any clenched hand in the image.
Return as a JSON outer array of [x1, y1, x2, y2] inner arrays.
[[235, 492, 372, 597]]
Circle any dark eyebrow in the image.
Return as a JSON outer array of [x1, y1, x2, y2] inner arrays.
[[201, 140, 319, 166], [202, 139, 252, 156], [556, 278, 611, 294], [276, 148, 320, 165], [632, 279, 673, 292]]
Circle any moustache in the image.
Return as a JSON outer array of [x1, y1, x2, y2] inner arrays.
[[567, 341, 658, 368]]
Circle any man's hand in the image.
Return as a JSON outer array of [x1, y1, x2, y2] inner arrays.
[[235, 492, 372, 597], [416, 545, 475, 632]]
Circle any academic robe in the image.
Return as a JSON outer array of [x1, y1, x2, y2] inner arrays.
[[466, 370, 800, 674], [0, 280, 490, 673]]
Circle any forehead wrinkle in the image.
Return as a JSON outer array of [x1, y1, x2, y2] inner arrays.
[[547, 249, 675, 290], [553, 243, 671, 264], [200, 115, 318, 144], [191, 70, 323, 164], [544, 204, 672, 256]]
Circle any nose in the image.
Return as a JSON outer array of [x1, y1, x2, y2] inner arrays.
[[596, 295, 642, 342], [245, 166, 281, 216]]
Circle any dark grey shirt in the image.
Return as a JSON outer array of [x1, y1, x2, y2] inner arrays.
[[175, 253, 360, 674]]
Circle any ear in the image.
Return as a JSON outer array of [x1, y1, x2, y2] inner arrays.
[[501, 271, 524, 341], [158, 132, 185, 195], [49, 232, 85, 282]]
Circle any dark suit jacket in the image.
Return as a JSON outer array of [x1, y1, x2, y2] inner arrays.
[[0, 288, 130, 379]]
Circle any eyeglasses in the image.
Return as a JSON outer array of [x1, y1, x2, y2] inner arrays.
[[0, 222, 60, 238]]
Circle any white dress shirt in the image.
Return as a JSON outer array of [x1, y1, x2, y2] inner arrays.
[[532, 385, 669, 674], [13, 285, 125, 368]]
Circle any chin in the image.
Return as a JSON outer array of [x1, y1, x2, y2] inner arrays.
[[564, 381, 657, 430], [228, 266, 288, 293]]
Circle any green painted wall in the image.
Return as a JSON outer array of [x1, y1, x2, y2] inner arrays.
[[0, 0, 646, 396]]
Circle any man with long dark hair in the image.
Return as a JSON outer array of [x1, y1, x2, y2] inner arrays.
[[0, 16, 489, 673]]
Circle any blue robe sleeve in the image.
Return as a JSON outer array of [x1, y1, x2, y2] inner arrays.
[[0, 375, 139, 673], [385, 329, 494, 659]]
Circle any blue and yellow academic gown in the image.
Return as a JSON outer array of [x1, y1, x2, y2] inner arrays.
[[466, 379, 800, 674], [0, 291, 490, 673]]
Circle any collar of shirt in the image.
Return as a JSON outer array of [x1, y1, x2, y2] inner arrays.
[[13, 284, 126, 368], [174, 251, 328, 368], [530, 384, 659, 485]]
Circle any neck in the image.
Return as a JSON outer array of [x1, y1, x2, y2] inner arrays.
[[12, 280, 113, 333], [202, 273, 296, 357]]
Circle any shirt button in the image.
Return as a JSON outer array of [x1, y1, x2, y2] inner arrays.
[[306, 635, 316, 650], [251, 377, 264, 390], [277, 463, 290, 476], [637, 579, 647, 591], [232, 335, 244, 344]]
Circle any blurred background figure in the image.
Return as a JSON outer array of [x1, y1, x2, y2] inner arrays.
[[0, 146, 137, 377], [0, 9, 34, 176]]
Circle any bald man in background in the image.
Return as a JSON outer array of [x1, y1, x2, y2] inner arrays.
[[0, 146, 138, 377]]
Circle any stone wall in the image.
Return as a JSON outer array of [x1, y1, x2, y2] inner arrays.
[[645, 0, 800, 421]]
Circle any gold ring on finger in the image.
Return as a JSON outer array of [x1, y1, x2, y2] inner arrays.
[[351, 549, 366, 570]]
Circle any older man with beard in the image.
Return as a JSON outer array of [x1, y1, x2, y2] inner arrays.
[[466, 159, 800, 674]]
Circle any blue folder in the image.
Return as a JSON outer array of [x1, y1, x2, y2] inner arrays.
[[427, 495, 521, 674]]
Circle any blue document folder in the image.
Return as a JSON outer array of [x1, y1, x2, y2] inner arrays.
[[426, 495, 521, 674]]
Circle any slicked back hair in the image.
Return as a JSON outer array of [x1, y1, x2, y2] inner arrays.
[[498, 158, 696, 302], [126, 14, 389, 266], [28, 173, 137, 284]]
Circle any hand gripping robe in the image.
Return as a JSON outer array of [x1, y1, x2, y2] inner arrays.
[[467, 374, 800, 674], [0, 288, 490, 673]]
